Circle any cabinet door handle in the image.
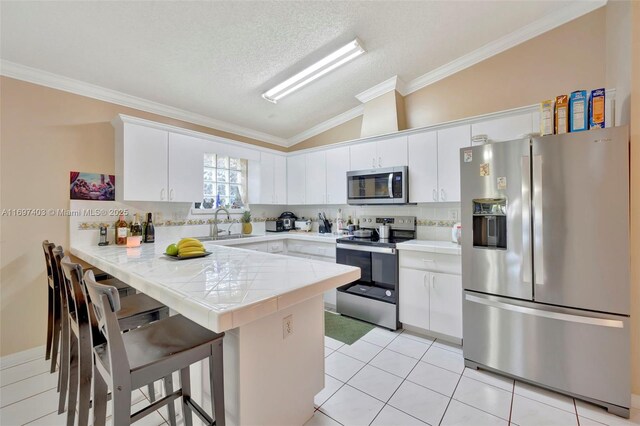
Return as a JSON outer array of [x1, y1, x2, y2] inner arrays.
[[372, 158, 376, 168], [431, 274, 436, 289], [378, 157, 382, 168], [432, 189, 437, 201], [422, 259, 435, 263], [160, 188, 166, 200], [169, 189, 174, 200], [423, 273, 428, 287], [440, 189, 446, 201]]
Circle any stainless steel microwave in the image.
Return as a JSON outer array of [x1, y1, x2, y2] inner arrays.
[[347, 166, 409, 205]]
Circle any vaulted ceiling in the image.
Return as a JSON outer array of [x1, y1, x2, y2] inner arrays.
[[1, 1, 600, 145]]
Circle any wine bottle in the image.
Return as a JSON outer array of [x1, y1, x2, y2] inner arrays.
[[130, 213, 142, 237], [115, 214, 128, 245], [143, 212, 155, 243]]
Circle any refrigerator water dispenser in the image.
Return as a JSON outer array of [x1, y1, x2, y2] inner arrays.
[[472, 198, 507, 249]]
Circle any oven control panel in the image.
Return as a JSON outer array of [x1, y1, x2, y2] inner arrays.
[[358, 216, 416, 231]]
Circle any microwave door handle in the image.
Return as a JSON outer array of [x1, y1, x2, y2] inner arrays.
[[388, 173, 393, 198], [533, 155, 544, 286], [522, 155, 532, 284]]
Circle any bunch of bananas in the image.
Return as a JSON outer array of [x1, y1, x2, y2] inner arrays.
[[177, 238, 206, 257]]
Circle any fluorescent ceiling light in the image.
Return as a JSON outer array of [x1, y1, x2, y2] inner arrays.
[[262, 38, 365, 103]]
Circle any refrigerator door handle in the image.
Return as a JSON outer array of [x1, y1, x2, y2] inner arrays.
[[522, 156, 532, 284], [465, 294, 624, 328], [532, 154, 544, 286]]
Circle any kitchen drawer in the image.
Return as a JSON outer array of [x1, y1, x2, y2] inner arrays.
[[399, 251, 461, 275], [267, 240, 284, 253], [286, 241, 335, 259], [235, 242, 268, 252]]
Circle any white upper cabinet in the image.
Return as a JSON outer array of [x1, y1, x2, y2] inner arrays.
[[325, 146, 350, 205], [349, 142, 377, 171], [471, 112, 533, 144], [407, 130, 438, 203], [254, 152, 287, 205], [376, 135, 408, 168], [305, 151, 327, 205], [274, 154, 287, 204], [436, 124, 470, 202], [258, 152, 276, 204], [168, 133, 204, 202], [349, 135, 408, 171], [117, 122, 169, 202], [287, 155, 306, 205]]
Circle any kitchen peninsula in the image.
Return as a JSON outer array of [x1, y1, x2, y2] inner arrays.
[[70, 239, 360, 426]]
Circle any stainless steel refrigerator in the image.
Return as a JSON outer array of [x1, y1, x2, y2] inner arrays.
[[460, 126, 630, 418]]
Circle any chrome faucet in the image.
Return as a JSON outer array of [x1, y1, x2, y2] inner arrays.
[[211, 207, 231, 239]]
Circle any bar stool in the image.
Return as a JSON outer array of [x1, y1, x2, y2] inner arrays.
[[43, 241, 62, 374], [84, 270, 226, 426], [56, 252, 170, 426], [43, 240, 133, 374]]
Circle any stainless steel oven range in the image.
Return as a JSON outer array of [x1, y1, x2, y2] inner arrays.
[[335, 216, 416, 330]]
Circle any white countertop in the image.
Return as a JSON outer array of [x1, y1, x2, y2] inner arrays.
[[396, 240, 462, 256], [206, 231, 341, 246], [70, 239, 359, 333]]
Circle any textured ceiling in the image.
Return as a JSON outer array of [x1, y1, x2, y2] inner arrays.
[[1, 1, 576, 140]]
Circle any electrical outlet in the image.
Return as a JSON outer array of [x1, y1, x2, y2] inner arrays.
[[448, 209, 458, 221], [283, 314, 293, 339]]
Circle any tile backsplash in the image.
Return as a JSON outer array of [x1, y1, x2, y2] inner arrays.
[[70, 200, 461, 244]]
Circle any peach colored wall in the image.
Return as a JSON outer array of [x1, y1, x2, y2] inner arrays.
[[402, 8, 606, 129], [0, 77, 283, 356], [288, 116, 363, 151], [360, 91, 401, 138], [630, 0, 639, 396]]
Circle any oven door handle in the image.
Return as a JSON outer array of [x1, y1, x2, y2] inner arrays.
[[336, 243, 396, 255]]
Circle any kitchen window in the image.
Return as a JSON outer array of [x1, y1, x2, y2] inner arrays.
[[203, 153, 248, 209]]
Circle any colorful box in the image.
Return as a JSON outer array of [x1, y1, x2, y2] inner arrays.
[[589, 88, 606, 129], [555, 95, 569, 134], [540, 99, 555, 136], [569, 90, 588, 132]]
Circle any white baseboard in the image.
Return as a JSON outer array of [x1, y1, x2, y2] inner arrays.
[[0, 345, 46, 370], [632, 393, 640, 410]]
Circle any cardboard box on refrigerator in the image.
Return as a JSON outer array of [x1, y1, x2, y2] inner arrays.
[[569, 90, 588, 132]]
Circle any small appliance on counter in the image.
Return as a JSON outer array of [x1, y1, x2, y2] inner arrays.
[[451, 222, 461, 244], [295, 219, 312, 232], [98, 225, 109, 246], [265, 219, 285, 232], [279, 211, 298, 230]]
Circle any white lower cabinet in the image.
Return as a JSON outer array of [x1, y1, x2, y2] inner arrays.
[[399, 268, 430, 330], [429, 272, 462, 338], [399, 252, 462, 339]]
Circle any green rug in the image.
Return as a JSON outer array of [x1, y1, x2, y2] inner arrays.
[[324, 311, 375, 345]]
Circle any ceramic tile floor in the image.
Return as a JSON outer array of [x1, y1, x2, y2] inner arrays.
[[308, 327, 640, 426], [1, 330, 639, 426]]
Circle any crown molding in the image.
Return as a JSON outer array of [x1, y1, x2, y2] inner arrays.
[[0, 60, 289, 147], [286, 105, 365, 146], [355, 75, 405, 103], [402, 0, 607, 95]]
